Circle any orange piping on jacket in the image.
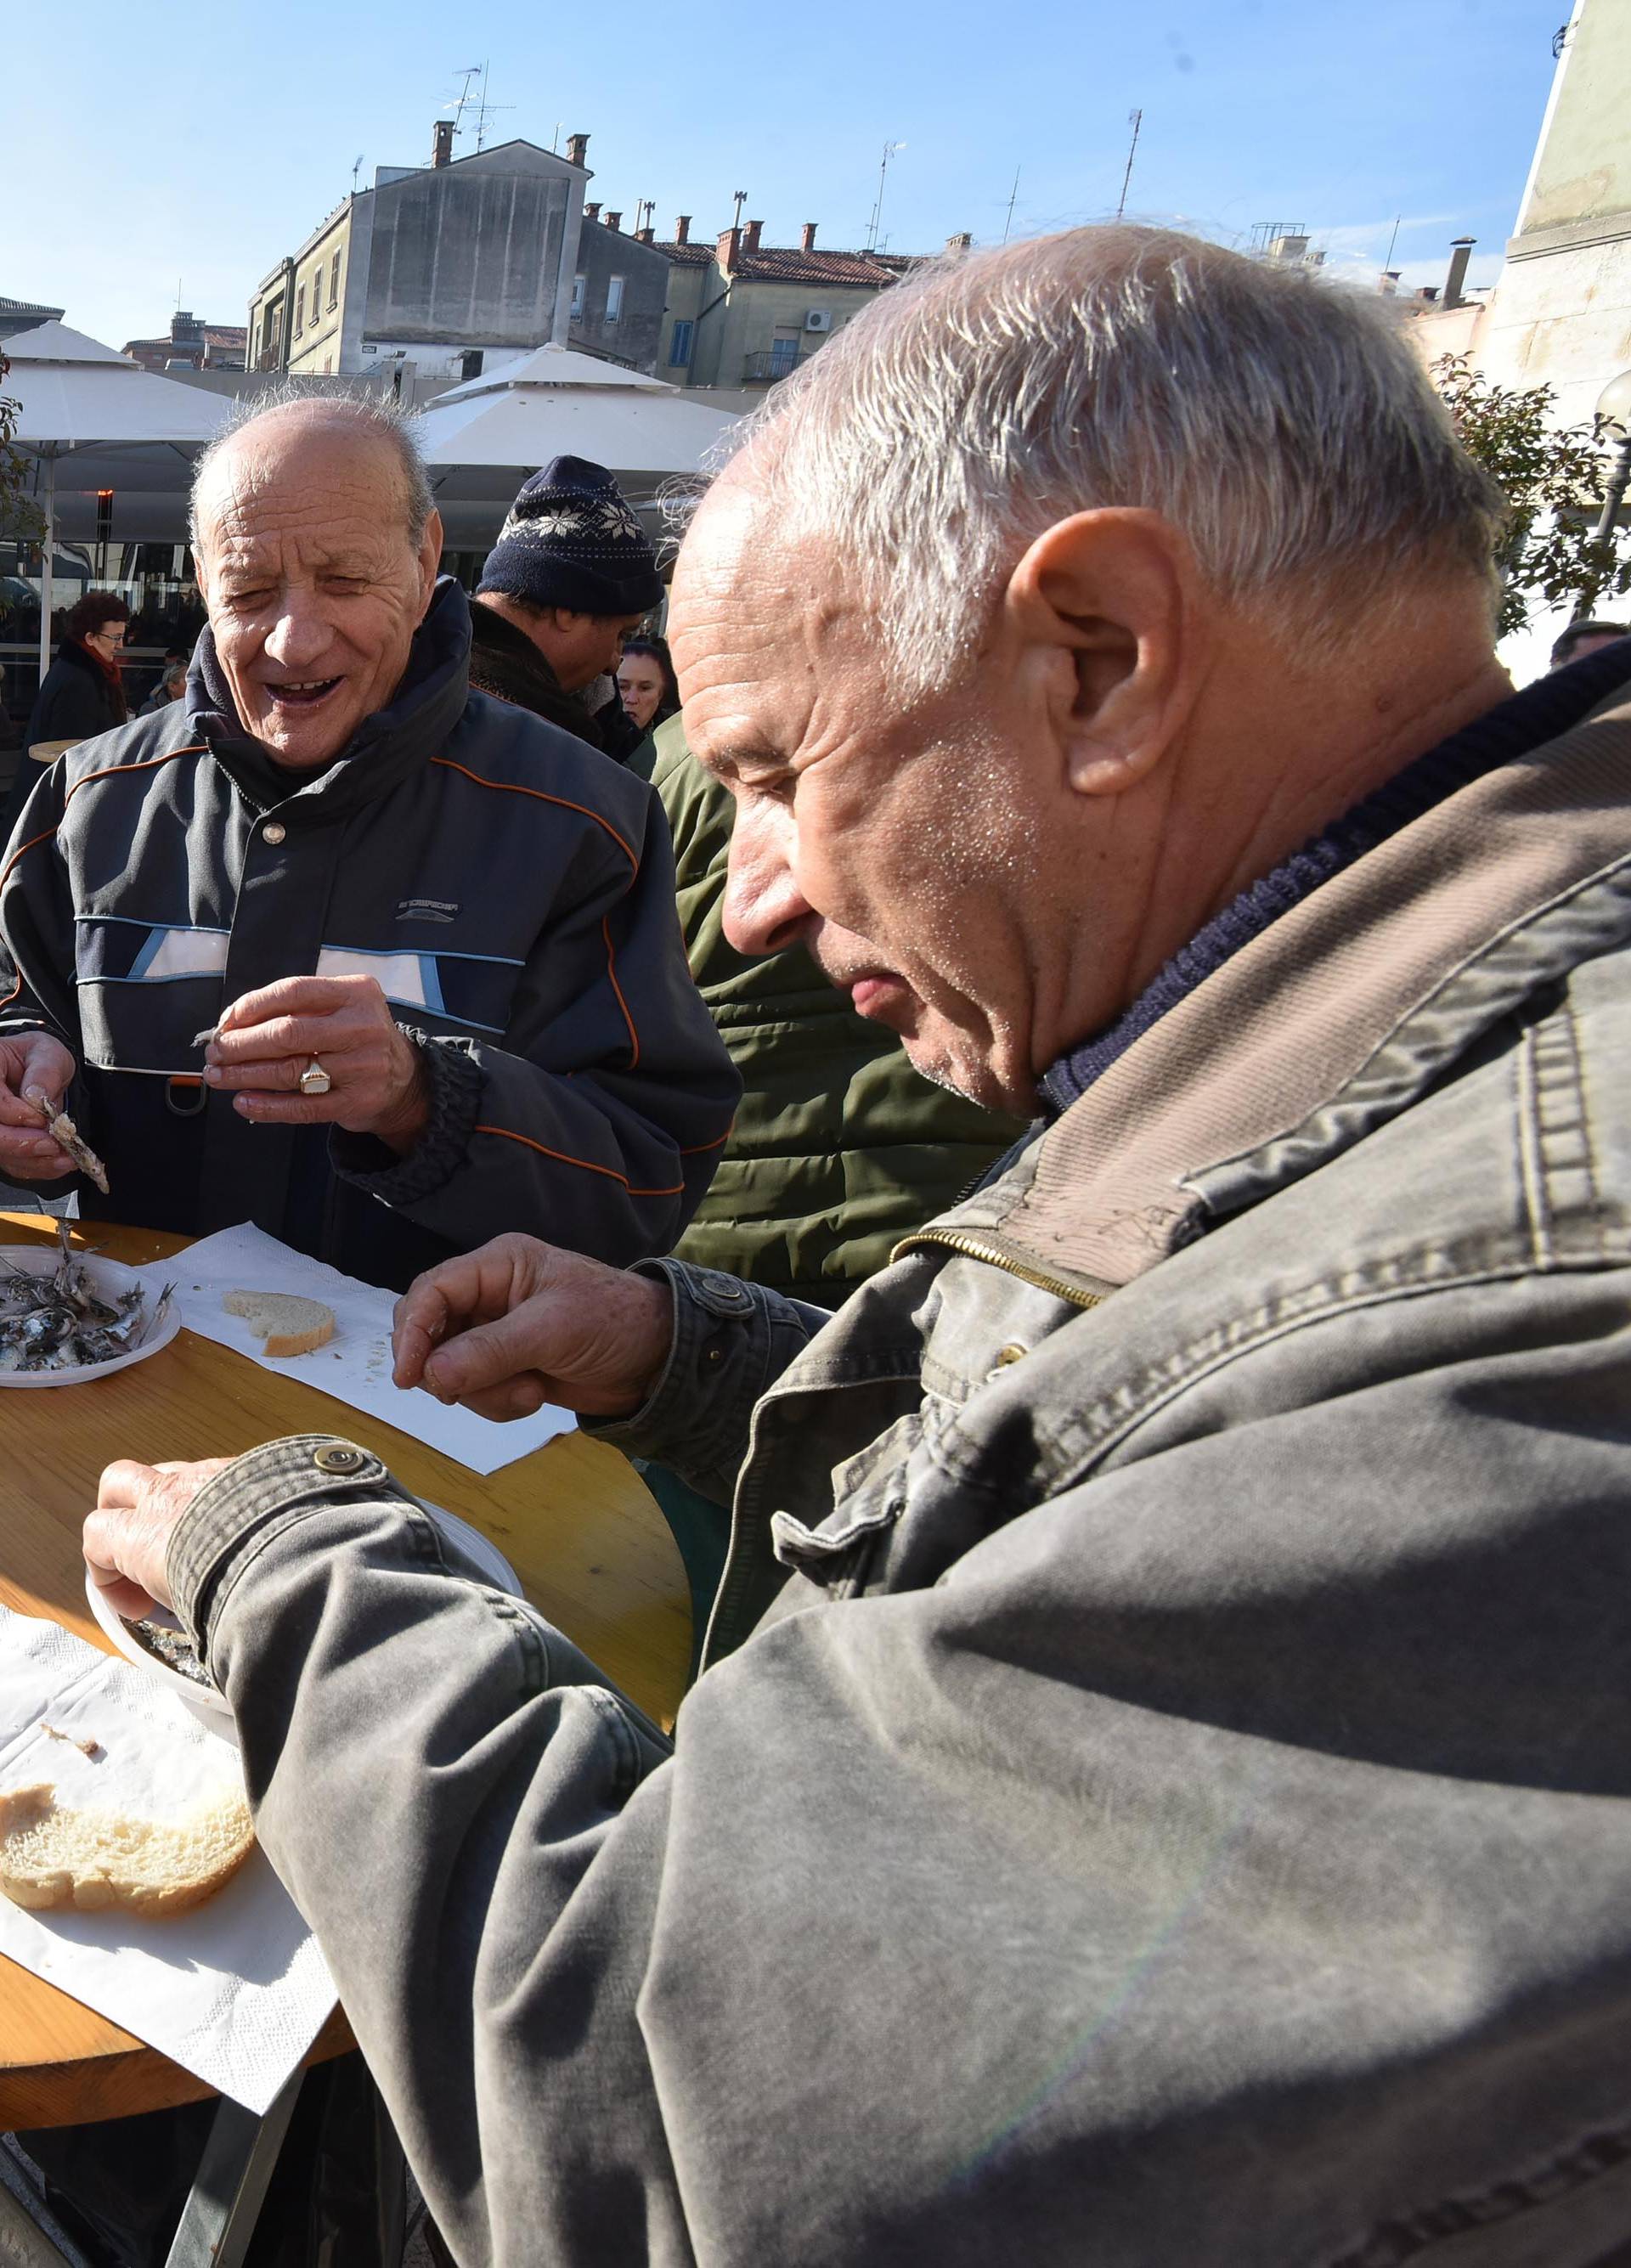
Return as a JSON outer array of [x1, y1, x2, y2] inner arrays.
[[473, 1122, 686, 1199]]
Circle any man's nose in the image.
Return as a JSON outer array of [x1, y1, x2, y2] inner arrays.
[[260, 595, 331, 671], [722, 810, 813, 958]]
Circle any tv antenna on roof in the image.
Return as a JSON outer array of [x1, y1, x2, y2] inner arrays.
[[865, 140, 906, 252], [449, 62, 512, 152], [352, 153, 364, 193], [1115, 109, 1143, 221]]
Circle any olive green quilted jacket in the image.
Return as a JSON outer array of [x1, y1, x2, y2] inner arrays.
[[635, 718, 1021, 1305]]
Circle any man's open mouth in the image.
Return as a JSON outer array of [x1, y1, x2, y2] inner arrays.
[[266, 677, 341, 710]]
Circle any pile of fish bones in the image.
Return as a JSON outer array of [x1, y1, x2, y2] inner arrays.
[[0, 1227, 172, 1373]]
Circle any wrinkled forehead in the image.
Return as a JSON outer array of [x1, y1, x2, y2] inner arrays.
[[194, 417, 409, 552], [669, 481, 862, 753]]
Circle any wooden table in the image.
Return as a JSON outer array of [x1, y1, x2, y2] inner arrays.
[[0, 1213, 690, 2133]]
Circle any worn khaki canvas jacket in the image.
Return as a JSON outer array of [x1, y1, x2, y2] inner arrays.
[[172, 680, 1631, 2265]]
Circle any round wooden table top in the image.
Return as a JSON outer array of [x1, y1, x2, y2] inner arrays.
[[0, 1212, 691, 2129]]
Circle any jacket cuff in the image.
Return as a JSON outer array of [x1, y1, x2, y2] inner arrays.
[[167, 1435, 419, 1668], [330, 1028, 483, 1204], [587, 1260, 821, 1505]]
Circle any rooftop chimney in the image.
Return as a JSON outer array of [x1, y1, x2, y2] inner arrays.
[[801, 221, 818, 251], [718, 226, 741, 274], [1377, 270, 1401, 296], [1416, 285, 1441, 305], [1443, 235, 1476, 309], [635, 225, 655, 244], [584, 201, 601, 222], [742, 218, 764, 253], [565, 132, 589, 167], [674, 215, 691, 244], [432, 119, 454, 169], [945, 230, 973, 256], [604, 210, 622, 231]]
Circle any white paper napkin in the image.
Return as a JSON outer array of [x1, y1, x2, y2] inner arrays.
[[141, 1222, 575, 1475], [0, 1606, 336, 2113]]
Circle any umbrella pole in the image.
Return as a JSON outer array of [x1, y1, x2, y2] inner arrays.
[[37, 453, 55, 682]]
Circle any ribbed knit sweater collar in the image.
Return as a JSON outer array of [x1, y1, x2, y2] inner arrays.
[[1040, 638, 1631, 1119]]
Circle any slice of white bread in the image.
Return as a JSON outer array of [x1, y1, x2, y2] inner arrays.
[[223, 1289, 336, 1358], [0, 1782, 255, 1916]]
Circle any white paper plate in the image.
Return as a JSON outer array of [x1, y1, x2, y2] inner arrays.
[[85, 1499, 522, 1720], [0, 1247, 180, 1388]]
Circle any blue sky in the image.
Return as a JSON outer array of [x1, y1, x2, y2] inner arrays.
[[11, 0, 1558, 351]]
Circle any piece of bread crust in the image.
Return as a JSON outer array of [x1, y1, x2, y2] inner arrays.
[[223, 1289, 336, 1359], [0, 1782, 255, 1917]]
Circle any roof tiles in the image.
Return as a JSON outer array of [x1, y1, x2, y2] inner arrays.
[[652, 241, 925, 286]]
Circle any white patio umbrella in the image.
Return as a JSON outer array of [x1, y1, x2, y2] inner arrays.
[[3, 321, 233, 673], [412, 344, 742, 528]]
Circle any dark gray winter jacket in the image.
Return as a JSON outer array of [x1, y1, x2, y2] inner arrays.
[[0, 580, 738, 1288]]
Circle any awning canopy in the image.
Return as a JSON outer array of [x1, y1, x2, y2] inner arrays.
[[5, 321, 231, 455], [412, 342, 742, 504], [4, 322, 234, 668]]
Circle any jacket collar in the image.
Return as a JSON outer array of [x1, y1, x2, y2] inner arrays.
[[1042, 637, 1631, 1116], [466, 600, 598, 739], [184, 575, 472, 824], [923, 680, 1631, 1299]]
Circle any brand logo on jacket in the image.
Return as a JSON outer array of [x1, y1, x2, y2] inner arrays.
[[395, 899, 460, 924]]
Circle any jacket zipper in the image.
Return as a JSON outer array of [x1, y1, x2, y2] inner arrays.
[[889, 1227, 1108, 1309]]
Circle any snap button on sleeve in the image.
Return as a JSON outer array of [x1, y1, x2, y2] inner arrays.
[[313, 1443, 366, 1475], [262, 820, 286, 845]]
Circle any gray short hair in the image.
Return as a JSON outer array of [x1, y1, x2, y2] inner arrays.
[[725, 225, 1504, 688], [188, 385, 435, 552]]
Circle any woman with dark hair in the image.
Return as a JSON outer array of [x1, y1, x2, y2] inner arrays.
[[5, 594, 133, 841], [25, 593, 131, 753], [615, 635, 680, 736]]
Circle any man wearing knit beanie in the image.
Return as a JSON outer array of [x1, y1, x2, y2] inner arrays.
[[470, 455, 665, 759]]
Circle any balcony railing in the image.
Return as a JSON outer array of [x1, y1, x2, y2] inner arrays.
[[741, 348, 809, 384]]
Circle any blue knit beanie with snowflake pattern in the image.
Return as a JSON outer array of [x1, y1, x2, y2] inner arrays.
[[477, 455, 665, 616]]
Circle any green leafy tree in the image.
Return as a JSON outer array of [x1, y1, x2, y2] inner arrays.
[[1433, 353, 1631, 635], [0, 351, 39, 532], [0, 349, 44, 639]]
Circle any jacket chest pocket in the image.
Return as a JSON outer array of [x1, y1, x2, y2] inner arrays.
[[770, 1494, 906, 1589], [313, 944, 523, 1041], [74, 920, 230, 1075], [768, 1413, 922, 1593]]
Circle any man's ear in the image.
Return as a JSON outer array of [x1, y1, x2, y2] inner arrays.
[[417, 509, 444, 613], [1003, 508, 1205, 797]]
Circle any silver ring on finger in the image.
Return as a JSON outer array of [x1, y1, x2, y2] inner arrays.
[[298, 1055, 332, 1097]]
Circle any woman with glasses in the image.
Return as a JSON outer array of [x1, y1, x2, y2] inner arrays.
[[5, 593, 132, 843]]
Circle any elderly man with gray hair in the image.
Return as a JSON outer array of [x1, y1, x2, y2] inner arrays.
[[87, 228, 1631, 2263], [0, 397, 736, 1288]]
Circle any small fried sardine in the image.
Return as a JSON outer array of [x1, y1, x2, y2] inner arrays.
[[35, 1103, 110, 1194]]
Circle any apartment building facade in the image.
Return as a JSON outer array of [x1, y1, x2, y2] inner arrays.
[[650, 217, 957, 393], [249, 129, 669, 387]]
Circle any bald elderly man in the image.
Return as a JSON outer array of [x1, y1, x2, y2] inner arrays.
[[87, 232, 1631, 2262], [0, 399, 736, 1286]]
